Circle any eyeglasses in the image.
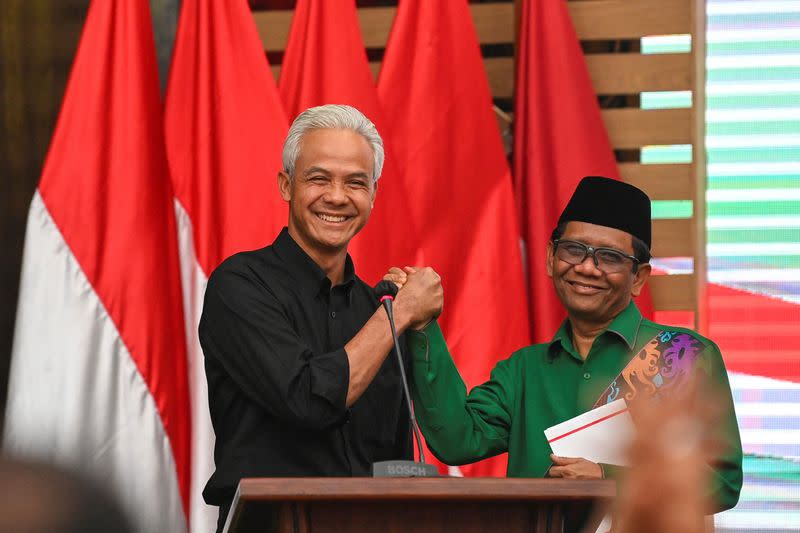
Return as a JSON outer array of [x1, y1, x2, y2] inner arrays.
[[553, 239, 639, 274]]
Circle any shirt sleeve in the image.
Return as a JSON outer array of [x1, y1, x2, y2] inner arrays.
[[199, 264, 350, 431], [701, 341, 744, 512], [407, 321, 512, 465]]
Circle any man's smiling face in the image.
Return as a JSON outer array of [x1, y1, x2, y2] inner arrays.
[[279, 128, 376, 258], [547, 221, 649, 326]]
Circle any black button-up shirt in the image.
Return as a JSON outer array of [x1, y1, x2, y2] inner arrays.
[[199, 228, 412, 507]]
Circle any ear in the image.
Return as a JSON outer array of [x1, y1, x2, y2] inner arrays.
[[630, 263, 652, 297], [370, 180, 378, 208], [277, 171, 292, 202], [546, 241, 555, 278]]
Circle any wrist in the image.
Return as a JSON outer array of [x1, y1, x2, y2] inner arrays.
[[389, 299, 413, 332], [409, 318, 433, 331]]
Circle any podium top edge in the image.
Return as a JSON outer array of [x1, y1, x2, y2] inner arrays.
[[236, 477, 616, 501]]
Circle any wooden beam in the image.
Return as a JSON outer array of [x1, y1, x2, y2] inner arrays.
[[273, 57, 515, 98], [649, 274, 696, 311], [253, 9, 293, 52], [691, 0, 708, 333], [478, 53, 696, 99], [652, 218, 693, 258], [586, 53, 692, 95], [619, 163, 694, 200], [253, 3, 518, 53], [274, 54, 693, 101], [568, 0, 691, 40], [485, 57, 514, 99], [603, 108, 692, 149], [253, 1, 693, 50], [470, 2, 515, 45]]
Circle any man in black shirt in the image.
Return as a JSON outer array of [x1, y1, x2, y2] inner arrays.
[[199, 104, 442, 531]]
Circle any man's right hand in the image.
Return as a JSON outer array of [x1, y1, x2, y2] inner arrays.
[[391, 266, 443, 331]]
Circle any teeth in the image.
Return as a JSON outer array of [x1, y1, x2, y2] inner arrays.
[[317, 213, 347, 223], [572, 281, 601, 290]]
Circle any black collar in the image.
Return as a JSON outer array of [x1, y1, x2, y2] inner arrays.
[[272, 228, 356, 300]]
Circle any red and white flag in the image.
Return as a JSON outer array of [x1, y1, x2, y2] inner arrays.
[[164, 1, 289, 530], [514, 0, 653, 342], [279, 0, 421, 285], [4, 0, 191, 531], [379, 0, 531, 477]]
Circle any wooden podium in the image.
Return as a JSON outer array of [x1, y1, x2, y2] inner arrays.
[[223, 477, 615, 533]]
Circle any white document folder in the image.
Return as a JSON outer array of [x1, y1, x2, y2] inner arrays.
[[544, 398, 634, 466]]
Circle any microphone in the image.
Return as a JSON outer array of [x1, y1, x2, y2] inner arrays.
[[374, 279, 399, 301], [371, 280, 438, 477]]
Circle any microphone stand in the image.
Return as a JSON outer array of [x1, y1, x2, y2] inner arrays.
[[372, 282, 438, 477]]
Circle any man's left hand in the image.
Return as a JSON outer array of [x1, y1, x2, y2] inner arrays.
[[547, 454, 602, 479], [383, 267, 409, 289]]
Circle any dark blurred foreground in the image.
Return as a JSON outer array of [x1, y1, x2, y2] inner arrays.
[[0, 457, 132, 533]]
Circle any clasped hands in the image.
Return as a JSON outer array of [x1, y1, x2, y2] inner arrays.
[[382, 266, 443, 331], [383, 267, 601, 479]]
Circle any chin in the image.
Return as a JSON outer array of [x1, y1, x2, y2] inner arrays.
[[316, 237, 349, 252], [327, 229, 361, 248], [561, 292, 598, 308], [569, 305, 602, 317], [311, 226, 350, 243], [562, 297, 604, 318]]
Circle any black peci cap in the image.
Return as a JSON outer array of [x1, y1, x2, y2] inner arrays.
[[558, 176, 652, 248]]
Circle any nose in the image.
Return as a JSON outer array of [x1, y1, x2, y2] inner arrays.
[[322, 181, 348, 205], [573, 252, 602, 275]]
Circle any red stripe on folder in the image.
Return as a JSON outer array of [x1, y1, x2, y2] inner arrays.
[[547, 407, 629, 444]]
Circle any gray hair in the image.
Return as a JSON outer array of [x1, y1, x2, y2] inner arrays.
[[282, 104, 385, 182]]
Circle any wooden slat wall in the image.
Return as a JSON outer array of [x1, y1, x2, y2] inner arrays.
[[567, 0, 703, 323], [568, 0, 691, 39], [252, 0, 704, 323]]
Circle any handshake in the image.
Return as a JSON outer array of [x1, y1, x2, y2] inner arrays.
[[382, 267, 444, 332]]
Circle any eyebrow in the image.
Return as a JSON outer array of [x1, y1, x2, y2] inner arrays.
[[564, 237, 633, 253], [303, 167, 370, 180], [303, 166, 331, 177], [345, 172, 370, 180]]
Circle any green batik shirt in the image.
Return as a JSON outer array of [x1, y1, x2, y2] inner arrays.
[[407, 302, 743, 512]]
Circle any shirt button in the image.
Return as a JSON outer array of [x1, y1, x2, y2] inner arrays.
[[330, 311, 336, 319], [583, 372, 591, 380]]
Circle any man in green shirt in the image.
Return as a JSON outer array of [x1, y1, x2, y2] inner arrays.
[[389, 176, 742, 512]]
